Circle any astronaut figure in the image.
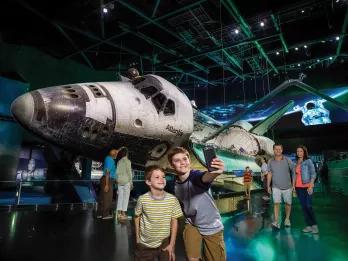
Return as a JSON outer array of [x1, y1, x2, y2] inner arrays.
[[294, 99, 331, 126], [16, 158, 46, 181]]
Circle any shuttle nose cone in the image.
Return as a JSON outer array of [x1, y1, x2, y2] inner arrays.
[[11, 93, 35, 127]]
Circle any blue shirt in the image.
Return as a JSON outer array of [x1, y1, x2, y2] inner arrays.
[[103, 156, 116, 179]]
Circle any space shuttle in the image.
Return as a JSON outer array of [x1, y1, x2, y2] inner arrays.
[[11, 70, 348, 172]]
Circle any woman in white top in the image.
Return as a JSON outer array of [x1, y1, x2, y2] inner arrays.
[[116, 147, 133, 220]]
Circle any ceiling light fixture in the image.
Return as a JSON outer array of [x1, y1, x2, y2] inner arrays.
[[304, 45, 308, 48], [336, 36, 340, 41], [103, 7, 108, 13], [260, 21, 265, 27], [234, 29, 239, 34], [295, 47, 299, 51], [276, 51, 280, 55]]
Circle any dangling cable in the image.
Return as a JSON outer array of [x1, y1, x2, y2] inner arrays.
[[219, 0, 226, 107]]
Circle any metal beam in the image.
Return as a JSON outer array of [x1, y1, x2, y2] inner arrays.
[[271, 14, 289, 53], [335, 8, 348, 61], [159, 34, 279, 66], [222, 0, 278, 74], [64, 0, 207, 58], [16, 0, 94, 68], [55, 22, 209, 83], [100, 0, 105, 38], [189, 10, 242, 70], [140, 0, 207, 28], [117, 0, 197, 49], [118, 23, 209, 73], [202, 78, 348, 142], [240, 33, 348, 63], [152, 0, 161, 18], [117, 0, 246, 78]]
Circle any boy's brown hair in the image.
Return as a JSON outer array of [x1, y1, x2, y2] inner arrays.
[[144, 165, 165, 181], [167, 147, 190, 164]]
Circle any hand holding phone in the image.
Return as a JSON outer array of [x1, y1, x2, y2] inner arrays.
[[203, 146, 218, 173]]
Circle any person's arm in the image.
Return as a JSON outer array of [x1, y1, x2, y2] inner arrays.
[[134, 198, 142, 244], [127, 160, 132, 182], [104, 170, 110, 192], [307, 159, 317, 194], [134, 215, 141, 244], [127, 160, 133, 189], [267, 171, 272, 194], [267, 161, 272, 193], [162, 218, 178, 261], [201, 158, 224, 183]]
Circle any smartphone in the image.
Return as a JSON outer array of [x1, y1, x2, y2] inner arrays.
[[203, 146, 218, 172]]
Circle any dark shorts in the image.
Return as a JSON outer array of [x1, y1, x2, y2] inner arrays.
[[134, 238, 170, 261]]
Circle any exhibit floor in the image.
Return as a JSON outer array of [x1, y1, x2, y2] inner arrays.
[[0, 192, 347, 261]]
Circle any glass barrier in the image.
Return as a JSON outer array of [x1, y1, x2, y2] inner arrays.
[[0, 180, 99, 208]]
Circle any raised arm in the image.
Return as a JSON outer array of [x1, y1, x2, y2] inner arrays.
[[202, 158, 225, 184]]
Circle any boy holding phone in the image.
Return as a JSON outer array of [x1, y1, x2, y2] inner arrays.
[[168, 147, 226, 261]]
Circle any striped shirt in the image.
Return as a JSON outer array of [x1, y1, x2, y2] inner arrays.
[[135, 192, 183, 248], [243, 171, 253, 183]]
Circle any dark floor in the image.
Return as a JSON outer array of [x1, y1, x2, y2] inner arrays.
[[1, 192, 348, 261]]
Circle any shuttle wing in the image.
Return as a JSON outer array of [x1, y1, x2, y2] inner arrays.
[[249, 100, 294, 135]]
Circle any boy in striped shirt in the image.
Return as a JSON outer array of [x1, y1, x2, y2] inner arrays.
[[134, 165, 183, 261]]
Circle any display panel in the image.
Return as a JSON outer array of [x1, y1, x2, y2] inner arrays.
[[16, 146, 47, 181], [201, 86, 348, 126]]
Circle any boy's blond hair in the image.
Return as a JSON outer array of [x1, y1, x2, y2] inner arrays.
[[167, 147, 190, 165], [144, 165, 165, 181]]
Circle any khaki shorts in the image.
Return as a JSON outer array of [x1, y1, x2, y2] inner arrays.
[[183, 224, 226, 261], [272, 187, 292, 204], [244, 182, 251, 190]]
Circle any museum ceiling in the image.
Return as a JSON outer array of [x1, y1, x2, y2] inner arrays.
[[0, 0, 347, 104]]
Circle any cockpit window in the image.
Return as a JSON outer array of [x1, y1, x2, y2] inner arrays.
[[140, 86, 159, 98], [164, 99, 175, 115], [152, 93, 167, 113]]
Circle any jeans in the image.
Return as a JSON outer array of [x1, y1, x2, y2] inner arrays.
[[296, 188, 317, 226], [117, 182, 131, 212]]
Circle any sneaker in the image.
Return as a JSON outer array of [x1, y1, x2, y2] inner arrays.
[[272, 222, 280, 229], [262, 195, 270, 201], [96, 215, 102, 219], [284, 219, 291, 227], [302, 226, 312, 233], [102, 215, 113, 220], [311, 225, 319, 234]]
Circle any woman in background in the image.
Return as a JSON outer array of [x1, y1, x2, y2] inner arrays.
[[260, 157, 270, 201], [293, 145, 319, 233], [116, 147, 133, 221]]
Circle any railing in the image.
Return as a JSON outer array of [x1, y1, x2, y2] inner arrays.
[[0, 174, 176, 210], [0, 179, 100, 209]]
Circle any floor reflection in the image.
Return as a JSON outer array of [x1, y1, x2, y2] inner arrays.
[[0, 192, 347, 261]]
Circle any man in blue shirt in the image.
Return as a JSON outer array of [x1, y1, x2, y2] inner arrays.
[[98, 148, 118, 219]]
